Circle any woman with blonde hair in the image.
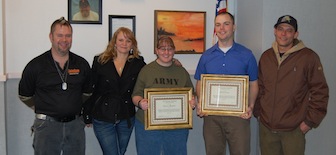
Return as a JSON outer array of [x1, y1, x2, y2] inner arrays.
[[83, 27, 145, 155]]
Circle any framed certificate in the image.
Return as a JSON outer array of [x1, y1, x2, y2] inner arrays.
[[144, 87, 193, 130], [200, 74, 249, 116], [108, 15, 136, 41]]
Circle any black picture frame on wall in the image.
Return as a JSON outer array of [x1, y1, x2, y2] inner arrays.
[[108, 15, 136, 41], [68, 0, 102, 24]]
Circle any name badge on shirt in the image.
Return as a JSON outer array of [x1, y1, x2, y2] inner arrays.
[[68, 69, 80, 75]]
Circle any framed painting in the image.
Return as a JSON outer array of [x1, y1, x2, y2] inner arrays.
[[108, 15, 136, 41], [154, 10, 206, 54], [68, 0, 102, 24]]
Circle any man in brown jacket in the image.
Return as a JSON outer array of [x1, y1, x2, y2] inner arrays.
[[253, 15, 329, 155]]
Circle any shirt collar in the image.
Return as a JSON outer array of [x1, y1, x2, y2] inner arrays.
[[211, 41, 237, 53]]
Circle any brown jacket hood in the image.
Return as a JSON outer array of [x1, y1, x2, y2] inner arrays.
[[272, 39, 306, 66]]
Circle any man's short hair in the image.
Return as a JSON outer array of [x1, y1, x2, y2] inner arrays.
[[50, 17, 72, 34]]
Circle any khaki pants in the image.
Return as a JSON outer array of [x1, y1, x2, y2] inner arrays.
[[203, 116, 250, 155], [259, 122, 305, 155]]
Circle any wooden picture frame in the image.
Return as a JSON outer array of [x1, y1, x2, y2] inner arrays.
[[144, 87, 193, 130], [200, 74, 249, 116], [108, 15, 136, 41], [68, 0, 102, 24], [154, 10, 206, 54]]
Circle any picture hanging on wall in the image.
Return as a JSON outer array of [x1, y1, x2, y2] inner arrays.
[[68, 0, 102, 24], [108, 15, 136, 41], [154, 10, 206, 54]]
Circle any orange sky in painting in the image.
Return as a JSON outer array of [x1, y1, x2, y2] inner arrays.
[[157, 12, 205, 39]]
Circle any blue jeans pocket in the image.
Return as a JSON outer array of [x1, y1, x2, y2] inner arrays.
[[33, 119, 48, 133]]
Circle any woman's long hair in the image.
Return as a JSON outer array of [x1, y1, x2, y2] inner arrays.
[[98, 27, 140, 64]]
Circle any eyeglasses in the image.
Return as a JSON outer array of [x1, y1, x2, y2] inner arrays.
[[158, 47, 174, 52]]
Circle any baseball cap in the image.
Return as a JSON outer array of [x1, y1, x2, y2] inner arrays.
[[274, 15, 298, 31]]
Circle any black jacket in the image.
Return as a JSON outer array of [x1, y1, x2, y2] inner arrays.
[[83, 56, 146, 124]]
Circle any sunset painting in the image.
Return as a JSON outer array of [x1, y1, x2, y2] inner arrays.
[[154, 10, 206, 54]]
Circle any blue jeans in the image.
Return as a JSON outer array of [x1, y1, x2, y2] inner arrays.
[[32, 117, 86, 155], [93, 117, 135, 155], [135, 119, 189, 155]]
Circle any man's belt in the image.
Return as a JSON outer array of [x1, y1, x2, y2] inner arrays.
[[35, 114, 78, 122]]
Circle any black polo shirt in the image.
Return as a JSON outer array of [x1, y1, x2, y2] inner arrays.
[[19, 50, 92, 117]]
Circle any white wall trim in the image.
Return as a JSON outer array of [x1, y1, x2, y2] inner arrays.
[[6, 72, 20, 79], [6, 71, 194, 80], [0, 75, 6, 82]]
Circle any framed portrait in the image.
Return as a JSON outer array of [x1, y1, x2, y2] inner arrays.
[[144, 87, 193, 130], [68, 0, 102, 24], [200, 74, 249, 116], [154, 10, 206, 54], [108, 15, 136, 41]]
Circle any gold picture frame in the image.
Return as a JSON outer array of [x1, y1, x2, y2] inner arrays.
[[144, 87, 193, 130], [200, 74, 249, 116]]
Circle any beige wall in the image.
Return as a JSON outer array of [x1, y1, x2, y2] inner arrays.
[[4, 0, 237, 76]]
